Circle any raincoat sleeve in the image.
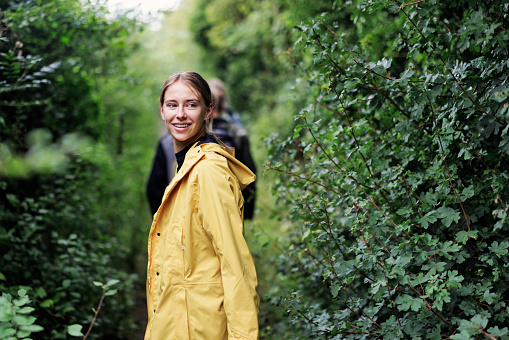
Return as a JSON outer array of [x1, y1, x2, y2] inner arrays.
[[196, 157, 259, 340]]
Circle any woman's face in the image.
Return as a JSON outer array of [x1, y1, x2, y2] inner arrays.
[[160, 81, 212, 153]]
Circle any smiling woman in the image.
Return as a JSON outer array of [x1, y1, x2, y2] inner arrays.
[[145, 71, 259, 340]]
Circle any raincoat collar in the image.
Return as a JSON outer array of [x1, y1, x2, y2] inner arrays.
[[166, 142, 255, 196]]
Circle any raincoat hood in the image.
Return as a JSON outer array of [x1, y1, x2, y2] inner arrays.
[[199, 143, 255, 190]]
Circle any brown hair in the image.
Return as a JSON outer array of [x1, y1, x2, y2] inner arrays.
[[159, 71, 212, 109], [208, 78, 228, 114], [159, 71, 232, 154]]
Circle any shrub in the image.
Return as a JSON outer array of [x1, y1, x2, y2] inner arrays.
[[267, 0, 509, 338], [0, 289, 44, 339], [1, 2, 140, 339]]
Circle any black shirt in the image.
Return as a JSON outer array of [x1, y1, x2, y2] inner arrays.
[[175, 134, 218, 172]]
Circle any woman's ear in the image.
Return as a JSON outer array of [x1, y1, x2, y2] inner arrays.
[[160, 107, 165, 121], [205, 104, 213, 121]]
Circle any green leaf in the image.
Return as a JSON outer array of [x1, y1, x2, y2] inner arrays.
[[19, 324, 43, 333], [486, 326, 508, 337], [13, 315, 36, 326], [13, 296, 30, 307], [106, 279, 120, 287], [39, 299, 53, 308], [436, 207, 460, 227], [68, 324, 84, 337], [104, 289, 117, 296], [0, 328, 16, 338], [455, 230, 478, 244], [419, 213, 437, 229], [395, 295, 424, 312], [401, 69, 414, 79], [489, 241, 509, 257], [461, 185, 475, 199], [16, 329, 31, 338], [293, 124, 303, 138], [471, 314, 488, 329], [16, 307, 35, 314], [331, 283, 341, 297], [344, 79, 360, 89]]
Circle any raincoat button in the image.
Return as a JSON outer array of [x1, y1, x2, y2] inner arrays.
[[157, 233, 160, 236], [156, 272, 159, 275]]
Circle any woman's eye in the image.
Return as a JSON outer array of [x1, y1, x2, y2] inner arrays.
[[167, 103, 177, 108], [187, 102, 198, 108]]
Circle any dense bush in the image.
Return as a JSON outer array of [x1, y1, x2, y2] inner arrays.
[[1, 1, 142, 338], [266, 0, 509, 338]]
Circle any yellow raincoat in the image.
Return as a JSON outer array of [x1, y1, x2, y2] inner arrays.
[[145, 142, 259, 340]]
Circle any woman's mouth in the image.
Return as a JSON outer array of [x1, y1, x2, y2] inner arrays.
[[173, 123, 191, 129]]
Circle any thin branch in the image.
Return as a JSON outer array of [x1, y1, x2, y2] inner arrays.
[[82, 290, 105, 340]]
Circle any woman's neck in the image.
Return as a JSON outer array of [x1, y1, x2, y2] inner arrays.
[[172, 129, 207, 153]]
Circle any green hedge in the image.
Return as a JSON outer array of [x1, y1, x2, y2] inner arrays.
[[267, 0, 509, 338], [1, 1, 141, 338]]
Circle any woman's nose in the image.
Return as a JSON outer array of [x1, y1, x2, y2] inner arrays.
[[176, 105, 186, 118]]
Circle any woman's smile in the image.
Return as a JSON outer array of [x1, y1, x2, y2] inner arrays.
[[173, 123, 191, 129]]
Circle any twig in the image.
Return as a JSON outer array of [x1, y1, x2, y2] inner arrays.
[[82, 290, 105, 340]]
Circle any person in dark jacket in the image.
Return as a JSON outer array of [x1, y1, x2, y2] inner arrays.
[[146, 78, 257, 218]]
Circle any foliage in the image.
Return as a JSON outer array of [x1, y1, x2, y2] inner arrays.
[[189, 0, 318, 120], [0, 289, 44, 339], [68, 279, 120, 339], [1, 1, 142, 339], [266, 0, 509, 338]]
